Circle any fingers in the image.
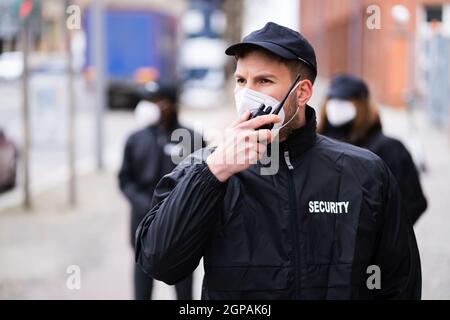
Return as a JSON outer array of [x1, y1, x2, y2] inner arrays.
[[235, 142, 266, 164], [237, 114, 281, 130], [234, 130, 270, 160], [239, 129, 272, 143], [247, 143, 268, 163], [231, 111, 251, 128], [257, 129, 272, 143], [256, 142, 267, 157], [210, 125, 271, 175]]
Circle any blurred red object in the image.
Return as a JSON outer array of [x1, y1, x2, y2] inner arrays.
[[19, 0, 33, 19]]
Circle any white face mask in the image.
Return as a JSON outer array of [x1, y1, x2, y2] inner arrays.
[[234, 88, 286, 134], [326, 99, 357, 126], [134, 100, 161, 127]]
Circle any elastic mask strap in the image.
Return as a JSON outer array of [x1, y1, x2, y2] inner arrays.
[[274, 80, 302, 130], [278, 106, 299, 131]]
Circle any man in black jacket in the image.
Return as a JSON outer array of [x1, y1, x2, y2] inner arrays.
[[135, 22, 421, 300], [119, 82, 203, 300]]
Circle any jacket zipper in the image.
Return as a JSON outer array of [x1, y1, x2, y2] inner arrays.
[[284, 150, 301, 299]]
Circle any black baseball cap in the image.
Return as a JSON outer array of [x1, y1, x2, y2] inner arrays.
[[225, 22, 317, 77], [328, 74, 370, 100], [139, 81, 178, 104]]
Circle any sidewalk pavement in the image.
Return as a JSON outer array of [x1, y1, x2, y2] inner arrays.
[[0, 170, 206, 300], [380, 105, 450, 300]]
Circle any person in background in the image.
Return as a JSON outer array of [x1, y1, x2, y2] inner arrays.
[[318, 74, 427, 225], [118, 82, 203, 300]]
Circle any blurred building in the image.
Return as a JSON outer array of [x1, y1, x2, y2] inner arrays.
[[241, 0, 299, 37], [300, 0, 450, 109], [178, 0, 229, 108], [38, 0, 185, 52]]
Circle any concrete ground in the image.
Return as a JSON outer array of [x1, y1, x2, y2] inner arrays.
[[0, 170, 206, 300]]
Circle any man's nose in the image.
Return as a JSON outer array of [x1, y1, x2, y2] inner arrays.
[[244, 81, 257, 91]]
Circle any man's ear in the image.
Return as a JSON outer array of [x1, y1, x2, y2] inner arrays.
[[296, 80, 313, 107]]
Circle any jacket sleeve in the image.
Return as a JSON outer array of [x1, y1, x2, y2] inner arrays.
[[377, 140, 427, 225], [118, 136, 148, 210], [135, 150, 227, 284], [373, 165, 422, 299], [397, 145, 428, 225]]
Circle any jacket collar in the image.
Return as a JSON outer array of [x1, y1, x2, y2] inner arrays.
[[280, 105, 317, 159]]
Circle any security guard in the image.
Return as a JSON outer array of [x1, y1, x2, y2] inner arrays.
[[135, 23, 421, 300], [318, 74, 428, 225], [119, 82, 203, 300]]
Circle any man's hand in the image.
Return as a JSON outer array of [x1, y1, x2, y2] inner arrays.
[[207, 111, 281, 182]]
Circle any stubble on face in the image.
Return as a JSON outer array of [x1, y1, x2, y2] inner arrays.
[[278, 93, 305, 142]]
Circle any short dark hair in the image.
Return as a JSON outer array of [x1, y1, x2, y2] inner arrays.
[[234, 44, 316, 84]]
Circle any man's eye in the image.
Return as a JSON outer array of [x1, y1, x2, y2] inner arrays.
[[236, 78, 246, 84], [259, 79, 272, 84]]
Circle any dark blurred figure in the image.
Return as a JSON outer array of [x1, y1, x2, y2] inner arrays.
[[118, 82, 204, 300], [318, 74, 427, 225], [0, 129, 18, 193]]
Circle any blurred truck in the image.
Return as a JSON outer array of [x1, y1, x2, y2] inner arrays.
[[179, 0, 227, 108], [83, 7, 178, 110]]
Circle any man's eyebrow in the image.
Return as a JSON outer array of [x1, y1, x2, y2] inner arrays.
[[254, 73, 278, 80], [234, 73, 278, 79]]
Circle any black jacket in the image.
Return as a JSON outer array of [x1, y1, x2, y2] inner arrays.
[[119, 123, 203, 247], [323, 122, 427, 225], [135, 107, 421, 300], [357, 124, 427, 225]]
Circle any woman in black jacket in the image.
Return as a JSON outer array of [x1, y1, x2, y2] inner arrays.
[[319, 74, 427, 225]]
